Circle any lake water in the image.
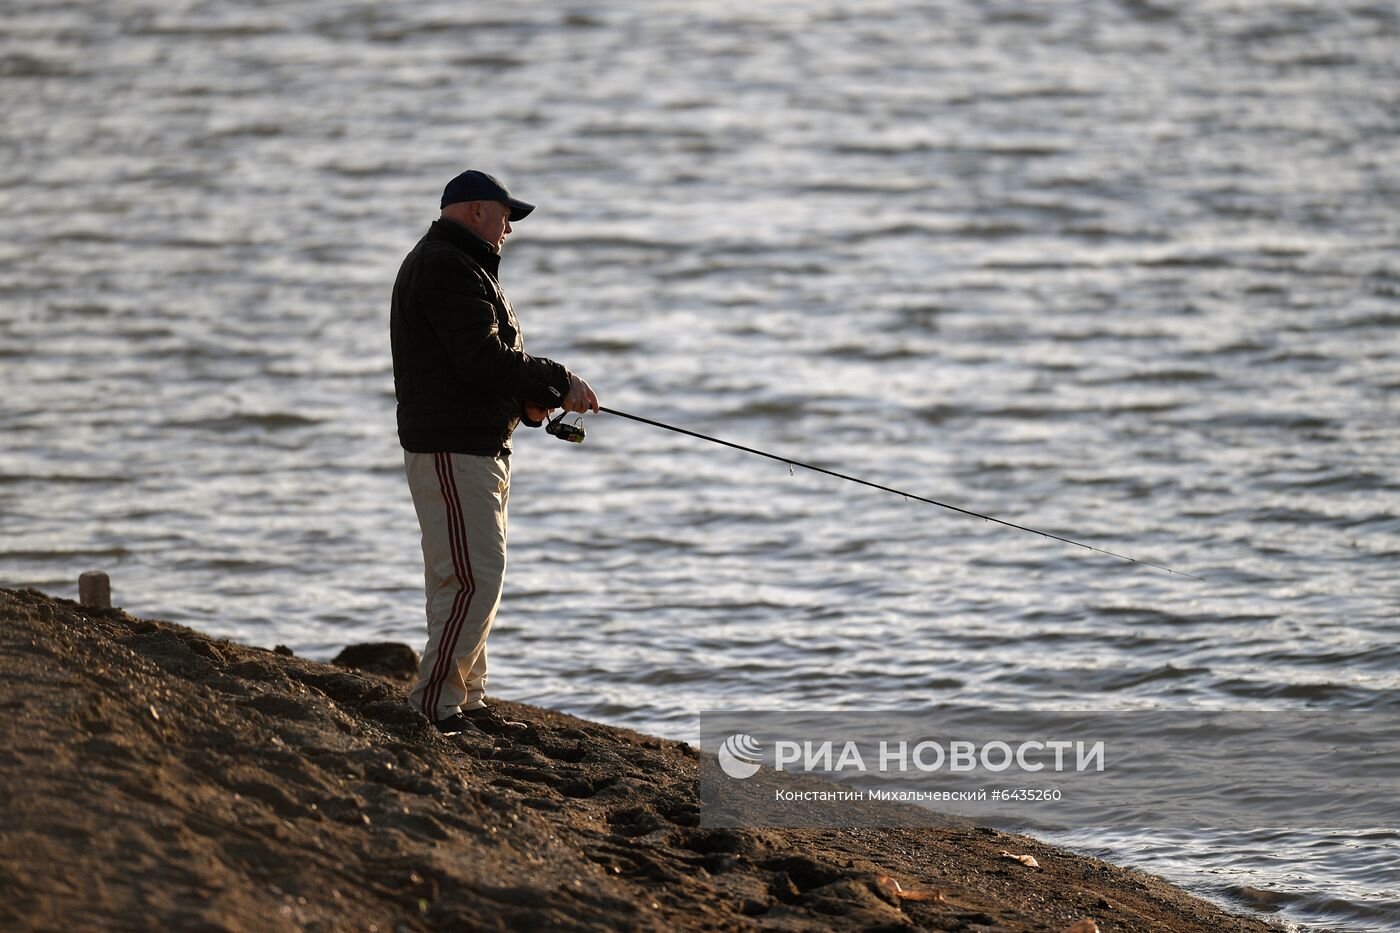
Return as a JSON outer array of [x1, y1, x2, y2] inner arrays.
[[2, 1, 1397, 929]]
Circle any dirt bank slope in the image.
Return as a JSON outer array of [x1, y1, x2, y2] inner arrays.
[[0, 588, 1276, 932]]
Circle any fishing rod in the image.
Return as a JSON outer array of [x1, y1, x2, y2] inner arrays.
[[546, 407, 1203, 582]]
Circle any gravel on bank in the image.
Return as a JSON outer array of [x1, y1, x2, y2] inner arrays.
[[0, 587, 1279, 932]]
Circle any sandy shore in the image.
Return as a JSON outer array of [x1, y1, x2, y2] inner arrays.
[[0, 587, 1279, 932]]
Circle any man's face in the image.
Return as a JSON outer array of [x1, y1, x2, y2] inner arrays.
[[473, 200, 513, 251]]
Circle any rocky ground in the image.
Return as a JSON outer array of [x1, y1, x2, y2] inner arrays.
[[0, 587, 1281, 932]]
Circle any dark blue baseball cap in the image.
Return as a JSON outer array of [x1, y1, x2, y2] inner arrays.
[[440, 170, 535, 221]]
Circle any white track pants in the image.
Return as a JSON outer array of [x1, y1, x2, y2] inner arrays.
[[403, 451, 510, 721]]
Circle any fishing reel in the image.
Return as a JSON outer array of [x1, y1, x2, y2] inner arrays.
[[546, 411, 587, 443]]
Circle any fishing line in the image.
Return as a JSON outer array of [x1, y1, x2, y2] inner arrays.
[[553, 407, 1203, 582]]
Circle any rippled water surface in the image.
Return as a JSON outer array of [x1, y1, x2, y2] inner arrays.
[[3, 1, 1398, 929]]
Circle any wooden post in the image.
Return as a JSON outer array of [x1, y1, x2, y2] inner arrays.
[[79, 571, 111, 609]]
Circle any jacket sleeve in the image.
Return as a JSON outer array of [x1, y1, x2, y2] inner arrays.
[[417, 256, 572, 407]]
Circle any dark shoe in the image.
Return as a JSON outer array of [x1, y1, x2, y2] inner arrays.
[[431, 711, 485, 736], [460, 704, 528, 735]]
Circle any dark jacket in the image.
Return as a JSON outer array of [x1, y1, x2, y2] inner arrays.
[[391, 219, 571, 455]]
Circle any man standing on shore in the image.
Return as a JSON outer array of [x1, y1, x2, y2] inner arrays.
[[390, 170, 599, 736]]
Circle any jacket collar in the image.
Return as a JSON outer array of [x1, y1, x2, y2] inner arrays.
[[429, 218, 501, 276]]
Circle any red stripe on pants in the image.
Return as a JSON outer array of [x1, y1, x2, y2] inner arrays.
[[421, 452, 476, 718]]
